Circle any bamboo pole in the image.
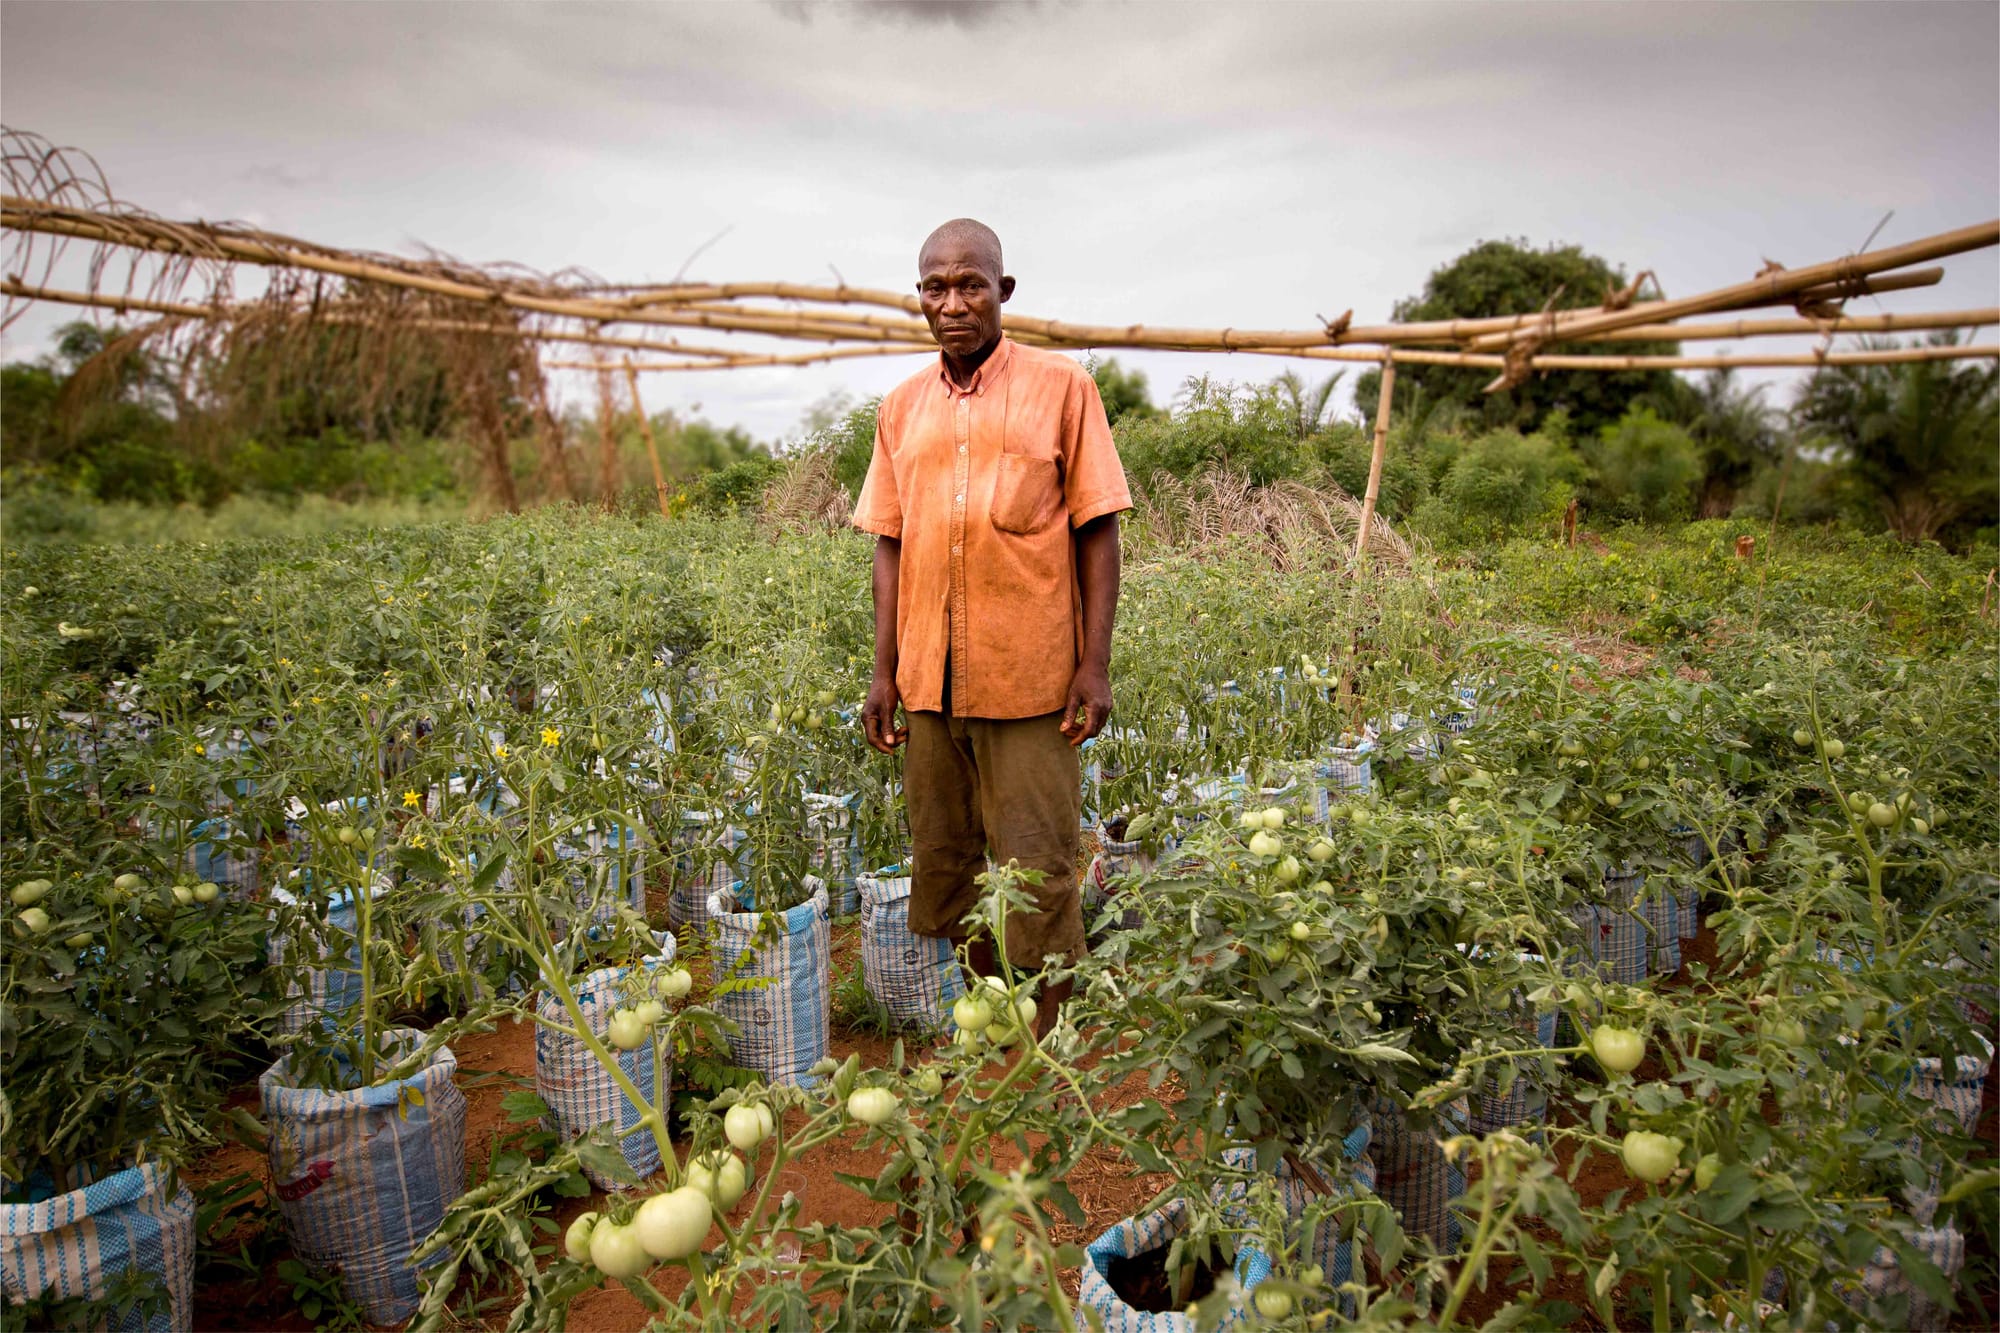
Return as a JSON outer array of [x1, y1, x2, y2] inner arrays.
[[593, 362, 620, 501], [1464, 222, 2000, 351], [623, 357, 671, 518], [1354, 357, 1395, 561]]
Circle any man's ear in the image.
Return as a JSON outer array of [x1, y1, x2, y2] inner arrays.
[[998, 275, 1016, 303]]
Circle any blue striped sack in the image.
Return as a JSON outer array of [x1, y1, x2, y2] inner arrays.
[[707, 884, 831, 1087], [0, 1162, 195, 1333], [1079, 1195, 1274, 1333], [805, 793, 862, 917], [266, 876, 392, 1035], [1367, 1096, 1469, 1252], [1215, 1121, 1376, 1296], [858, 869, 963, 1033], [259, 1031, 467, 1327], [535, 940, 677, 1190], [672, 812, 751, 939]]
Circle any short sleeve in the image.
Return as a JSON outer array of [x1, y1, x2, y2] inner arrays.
[[851, 410, 903, 539], [1063, 371, 1133, 528]]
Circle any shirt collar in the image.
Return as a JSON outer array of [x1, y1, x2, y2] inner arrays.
[[935, 336, 1014, 399]]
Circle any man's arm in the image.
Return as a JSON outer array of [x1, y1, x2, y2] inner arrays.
[[863, 535, 908, 753], [1060, 512, 1120, 746]]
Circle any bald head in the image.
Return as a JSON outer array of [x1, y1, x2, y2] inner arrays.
[[919, 218, 1003, 278]]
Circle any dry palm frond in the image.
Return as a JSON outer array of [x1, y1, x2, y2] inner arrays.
[[1132, 468, 1413, 573], [760, 449, 853, 534]]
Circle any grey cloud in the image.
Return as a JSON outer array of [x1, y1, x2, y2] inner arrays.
[[769, 1, 1038, 29]]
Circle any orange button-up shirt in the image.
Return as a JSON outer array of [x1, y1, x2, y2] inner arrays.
[[853, 338, 1132, 720]]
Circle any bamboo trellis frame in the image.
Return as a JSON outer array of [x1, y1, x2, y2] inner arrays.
[[4, 127, 1997, 519]]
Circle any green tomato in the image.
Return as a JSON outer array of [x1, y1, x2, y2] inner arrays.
[[588, 1218, 654, 1277], [1237, 811, 1262, 831], [1263, 941, 1289, 965], [11, 880, 52, 907], [634, 999, 667, 1027], [1289, 921, 1311, 942], [564, 1211, 599, 1263], [1253, 1286, 1294, 1319], [1603, 792, 1623, 809], [607, 1008, 649, 1050], [687, 1151, 748, 1209], [1273, 856, 1302, 885], [63, 932, 92, 949], [1558, 739, 1585, 758], [813, 689, 835, 706], [723, 1103, 773, 1151], [846, 1087, 899, 1126], [1306, 839, 1334, 863], [1911, 817, 1930, 836], [192, 881, 220, 904], [1298, 1263, 1324, 1287], [112, 873, 145, 893], [171, 884, 194, 907], [1247, 830, 1283, 859], [1822, 738, 1845, 761], [1307, 880, 1332, 894], [633, 1186, 712, 1261], [1866, 802, 1896, 828], [1793, 728, 1814, 748], [1621, 1130, 1683, 1183], [1693, 1153, 1722, 1191], [1591, 1026, 1645, 1074], [336, 826, 359, 846], [656, 967, 693, 999], [1632, 755, 1651, 772], [15, 907, 50, 935], [1846, 792, 1871, 816], [1259, 806, 1286, 831], [952, 994, 994, 1033], [912, 1065, 944, 1097]]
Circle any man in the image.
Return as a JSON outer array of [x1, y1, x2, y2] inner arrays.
[[854, 218, 1130, 1038]]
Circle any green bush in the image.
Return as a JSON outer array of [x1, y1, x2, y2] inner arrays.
[[1410, 426, 1584, 545], [1588, 406, 1702, 523]]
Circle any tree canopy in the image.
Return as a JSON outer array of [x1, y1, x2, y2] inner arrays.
[[1355, 238, 1681, 437]]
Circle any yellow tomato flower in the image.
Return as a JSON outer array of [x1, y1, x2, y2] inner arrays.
[[193, 743, 206, 757], [403, 790, 421, 809], [541, 727, 561, 747], [493, 743, 509, 758]]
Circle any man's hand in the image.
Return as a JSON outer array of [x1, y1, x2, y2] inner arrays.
[[863, 674, 908, 754], [1059, 663, 1112, 747]]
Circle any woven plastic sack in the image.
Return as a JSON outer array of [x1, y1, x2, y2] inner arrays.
[[535, 938, 678, 1190], [1850, 1224, 1965, 1333], [1312, 734, 1375, 824], [260, 1032, 467, 1326], [1568, 899, 1648, 987], [671, 811, 751, 938], [1471, 954, 1561, 1135], [1215, 1121, 1376, 1294], [1639, 888, 1681, 975], [805, 793, 862, 916], [266, 877, 391, 1035], [858, 870, 963, 1032], [0, 1163, 195, 1333], [708, 883, 831, 1087], [1079, 1196, 1272, 1333], [1367, 1097, 1469, 1252], [553, 823, 646, 934], [1084, 824, 1154, 947], [1672, 827, 1707, 940]]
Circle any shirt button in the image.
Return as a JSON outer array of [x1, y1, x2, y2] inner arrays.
[[952, 544, 962, 554], [959, 446, 967, 455], [955, 494, 964, 504]]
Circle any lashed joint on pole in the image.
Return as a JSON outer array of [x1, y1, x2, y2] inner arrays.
[[1355, 353, 1395, 562]]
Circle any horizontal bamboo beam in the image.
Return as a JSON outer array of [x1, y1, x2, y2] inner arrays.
[[1465, 223, 2000, 351], [1561, 305, 1996, 343], [598, 341, 2000, 374]]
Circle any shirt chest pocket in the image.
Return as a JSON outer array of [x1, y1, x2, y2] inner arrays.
[[990, 454, 1062, 534]]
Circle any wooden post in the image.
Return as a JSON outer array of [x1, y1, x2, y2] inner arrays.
[[593, 363, 620, 503], [623, 357, 671, 518], [1354, 355, 1396, 560]]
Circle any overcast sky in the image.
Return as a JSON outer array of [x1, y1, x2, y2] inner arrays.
[[3, 0, 1996, 441]]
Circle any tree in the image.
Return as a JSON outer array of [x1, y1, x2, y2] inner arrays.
[[1588, 406, 1703, 523], [1792, 333, 1999, 544], [1270, 369, 1345, 440], [1086, 356, 1160, 425], [1644, 368, 1782, 517], [1354, 239, 1680, 438]]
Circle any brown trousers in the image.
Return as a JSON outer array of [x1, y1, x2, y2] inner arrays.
[[903, 706, 1085, 967]]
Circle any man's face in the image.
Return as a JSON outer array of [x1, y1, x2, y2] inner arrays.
[[917, 236, 1013, 360]]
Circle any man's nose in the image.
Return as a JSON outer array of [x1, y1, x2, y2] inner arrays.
[[941, 286, 969, 315]]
